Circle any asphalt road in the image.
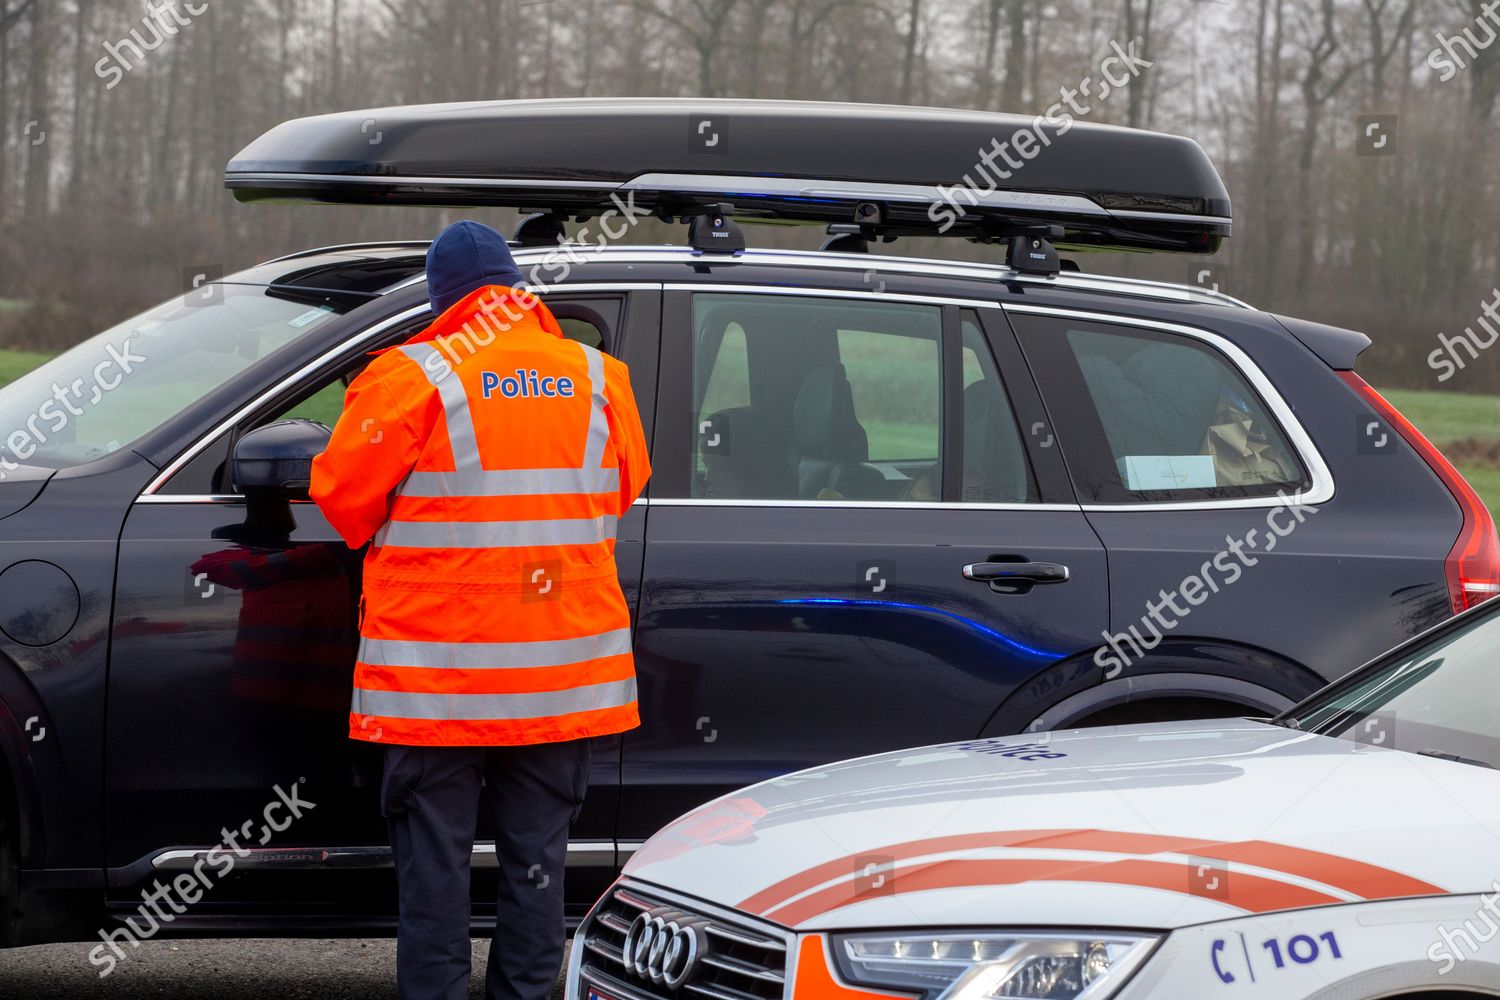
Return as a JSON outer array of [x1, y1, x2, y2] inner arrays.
[[0, 939, 571, 999]]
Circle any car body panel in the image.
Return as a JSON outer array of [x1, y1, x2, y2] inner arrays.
[[0, 466, 52, 522], [621, 719, 1498, 931], [621, 504, 1109, 838], [1117, 895, 1500, 997], [0, 452, 161, 919]]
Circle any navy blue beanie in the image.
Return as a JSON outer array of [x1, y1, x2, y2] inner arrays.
[[426, 220, 526, 316]]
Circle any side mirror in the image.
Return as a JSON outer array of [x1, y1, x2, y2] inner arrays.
[[231, 419, 332, 498]]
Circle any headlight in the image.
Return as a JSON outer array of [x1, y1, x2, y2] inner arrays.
[[831, 932, 1159, 1000]]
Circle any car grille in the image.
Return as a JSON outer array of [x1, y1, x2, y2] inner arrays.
[[578, 885, 789, 1000]]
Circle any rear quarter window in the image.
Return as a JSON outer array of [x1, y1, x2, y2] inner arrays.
[[1012, 314, 1310, 504]]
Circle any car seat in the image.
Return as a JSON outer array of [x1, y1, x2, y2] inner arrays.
[[701, 405, 797, 499], [789, 364, 886, 499]]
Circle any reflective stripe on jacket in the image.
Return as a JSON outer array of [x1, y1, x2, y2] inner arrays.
[[310, 286, 651, 746]]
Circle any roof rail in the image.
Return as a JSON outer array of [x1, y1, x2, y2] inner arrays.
[[369, 244, 1252, 310], [262, 240, 433, 265]]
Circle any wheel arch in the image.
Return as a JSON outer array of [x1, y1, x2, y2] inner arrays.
[[980, 637, 1326, 735]]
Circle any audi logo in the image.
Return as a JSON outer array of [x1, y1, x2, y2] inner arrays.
[[622, 909, 704, 989]]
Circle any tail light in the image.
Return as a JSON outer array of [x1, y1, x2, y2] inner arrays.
[[1340, 372, 1500, 613]]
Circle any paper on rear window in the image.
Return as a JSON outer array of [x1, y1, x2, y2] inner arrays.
[[1118, 455, 1217, 491]]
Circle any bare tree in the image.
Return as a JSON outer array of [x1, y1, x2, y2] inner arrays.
[[1249, 0, 1288, 304], [899, 0, 922, 102], [1291, 0, 1361, 296], [1121, 0, 1155, 128], [0, 0, 39, 211], [1360, 0, 1417, 97], [979, 0, 1027, 109], [786, 0, 855, 98], [20, 0, 48, 220], [1453, 0, 1500, 119], [633, 0, 742, 96]]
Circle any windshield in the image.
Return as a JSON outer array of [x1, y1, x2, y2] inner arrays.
[[1287, 605, 1500, 768], [0, 285, 346, 471]]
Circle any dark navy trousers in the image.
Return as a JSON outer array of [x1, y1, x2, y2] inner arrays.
[[382, 740, 591, 1000]]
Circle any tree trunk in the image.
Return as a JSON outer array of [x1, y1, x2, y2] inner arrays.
[[999, 0, 1026, 109], [980, 0, 1003, 108], [1122, 0, 1154, 129], [1254, 0, 1285, 304], [900, 0, 921, 102], [66, 0, 90, 201], [22, 0, 49, 220], [330, 0, 343, 105], [1467, 0, 1500, 120]]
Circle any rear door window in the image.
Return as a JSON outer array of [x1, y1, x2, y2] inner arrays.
[[1012, 314, 1308, 503], [690, 293, 943, 502], [687, 294, 1038, 505]]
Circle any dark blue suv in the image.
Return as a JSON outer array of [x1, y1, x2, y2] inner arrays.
[[0, 99, 1493, 947]]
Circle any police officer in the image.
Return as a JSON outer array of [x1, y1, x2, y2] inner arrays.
[[311, 220, 651, 1000]]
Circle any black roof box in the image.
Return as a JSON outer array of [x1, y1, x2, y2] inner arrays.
[[226, 98, 1231, 254]]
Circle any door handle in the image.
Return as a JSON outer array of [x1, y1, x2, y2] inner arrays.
[[963, 561, 1070, 591]]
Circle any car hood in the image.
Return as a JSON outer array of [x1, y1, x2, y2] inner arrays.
[[0, 464, 52, 521], [623, 719, 1500, 931]]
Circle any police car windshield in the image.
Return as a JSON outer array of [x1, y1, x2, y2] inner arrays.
[[0, 285, 344, 471], [1287, 603, 1500, 769]]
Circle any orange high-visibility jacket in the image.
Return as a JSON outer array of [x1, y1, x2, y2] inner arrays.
[[310, 286, 651, 746]]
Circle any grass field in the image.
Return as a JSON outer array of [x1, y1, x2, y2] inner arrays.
[[1382, 387, 1500, 518], [0, 349, 51, 388], [1382, 389, 1500, 449]]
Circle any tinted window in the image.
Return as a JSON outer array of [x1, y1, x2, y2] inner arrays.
[[691, 293, 942, 502], [159, 296, 618, 496], [274, 312, 611, 430], [961, 315, 1035, 504], [0, 285, 348, 472], [1014, 316, 1307, 503]]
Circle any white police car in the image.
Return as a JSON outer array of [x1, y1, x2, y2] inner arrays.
[[567, 595, 1500, 998]]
